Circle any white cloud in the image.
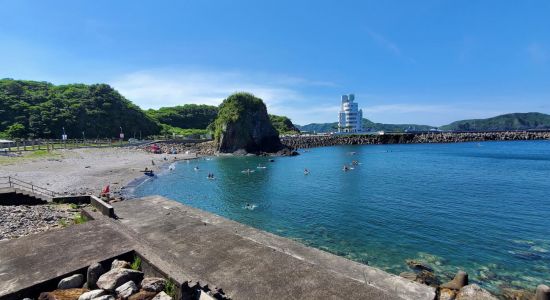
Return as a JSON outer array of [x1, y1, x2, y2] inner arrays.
[[111, 69, 305, 108], [109, 68, 336, 124]]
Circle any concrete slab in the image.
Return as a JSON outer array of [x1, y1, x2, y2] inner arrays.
[[0, 196, 435, 300], [113, 196, 436, 300], [0, 220, 134, 298]]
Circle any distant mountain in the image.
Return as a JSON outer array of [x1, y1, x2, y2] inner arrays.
[[297, 118, 434, 133], [440, 112, 550, 131]]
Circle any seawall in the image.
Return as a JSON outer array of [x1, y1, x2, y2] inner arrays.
[[281, 131, 550, 149]]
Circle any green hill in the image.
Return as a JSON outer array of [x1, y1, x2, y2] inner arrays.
[[146, 104, 218, 130], [269, 114, 300, 134], [440, 113, 550, 131], [297, 119, 434, 133], [0, 79, 160, 139]]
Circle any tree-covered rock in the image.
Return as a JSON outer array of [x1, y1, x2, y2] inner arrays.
[[440, 112, 550, 131], [269, 114, 300, 134], [146, 104, 218, 129], [212, 92, 285, 154], [0, 79, 160, 138]]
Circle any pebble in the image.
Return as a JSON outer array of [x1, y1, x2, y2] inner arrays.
[[0, 204, 79, 241]]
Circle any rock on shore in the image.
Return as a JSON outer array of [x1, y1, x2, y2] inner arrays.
[[0, 204, 79, 241]]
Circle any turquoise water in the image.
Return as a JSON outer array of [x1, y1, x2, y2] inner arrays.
[[134, 141, 550, 294]]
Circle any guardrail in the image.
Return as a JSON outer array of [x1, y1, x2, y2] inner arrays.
[[0, 138, 144, 153], [0, 176, 58, 198]]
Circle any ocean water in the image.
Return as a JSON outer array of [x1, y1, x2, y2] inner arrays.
[[133, 141, 550, 294]]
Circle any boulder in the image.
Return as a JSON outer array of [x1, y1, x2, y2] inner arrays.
[[439, 288, 457, 300], [441, 271, 468, 290], [115, 281, 138, 299], [111, 259, 131, 269], [58, 274, 85, 290], [405, 259, 433, 272], [96, 268, 143, 291], [197, 290, 215, 300], [399, 272, 417, 281], [151, 291, 172, 300], [128, 291, 157, 300], [536, 284, 550, 300], [87, 263, 105, 289], [91, 296, 115, 300], [78, 289, 106, 300], [213, 93, 287, 154], [456, 284, 497, 300], [501, 287, 534, 300], [415, 270, 439, 286], [141, 277, 167, 293], [38, 288, 89, 300]]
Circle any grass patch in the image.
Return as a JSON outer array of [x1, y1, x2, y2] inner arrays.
[[69, 203, 78, 209], [73, 213, 88, 224], [130, 255, 142, 271], [0, 149, 60, 165], [164, 279, 176, 298], [58, 219, 68, 228]]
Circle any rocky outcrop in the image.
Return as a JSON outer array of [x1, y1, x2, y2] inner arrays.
[[213, 93, 289, 154]]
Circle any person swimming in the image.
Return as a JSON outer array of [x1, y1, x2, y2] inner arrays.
[[194, 166, 199, 171], [342, 165, 350, 171], [304, 168, 310, 175]]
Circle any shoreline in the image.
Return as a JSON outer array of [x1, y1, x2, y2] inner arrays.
[[1, 147, 201, 198], [2, 142, 548, 299]]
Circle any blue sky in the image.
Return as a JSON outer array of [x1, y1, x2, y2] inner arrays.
[[1, 0, 549, 126]]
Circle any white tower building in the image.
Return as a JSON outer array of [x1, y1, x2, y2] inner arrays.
[[338, 94, 363, 133]]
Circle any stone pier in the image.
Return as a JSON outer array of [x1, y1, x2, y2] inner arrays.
[[0, 196, 436, 300]]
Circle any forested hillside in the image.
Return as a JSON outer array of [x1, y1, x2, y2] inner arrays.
[[440, 113, 550, 131], [269, 114, 300, 134], [0, 79, 159, 139], [145, 104, 218, 130]]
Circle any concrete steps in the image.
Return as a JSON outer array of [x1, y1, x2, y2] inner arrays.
[[0, 188, 52, 205]]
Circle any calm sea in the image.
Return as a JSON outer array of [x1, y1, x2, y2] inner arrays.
[[134, 140, 550, 294]]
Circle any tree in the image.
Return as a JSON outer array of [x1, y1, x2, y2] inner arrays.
[[5, 123, 26, 138]]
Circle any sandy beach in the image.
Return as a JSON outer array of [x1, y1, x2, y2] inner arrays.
[[0, 147, 199, 197]]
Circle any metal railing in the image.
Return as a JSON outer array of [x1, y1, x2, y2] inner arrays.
[[0, 176, 58, 198]]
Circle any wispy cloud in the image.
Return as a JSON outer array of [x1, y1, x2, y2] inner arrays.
[[365, 28, 402, 56], [526, 43, 549, 64], [109, 68, 338, 124]]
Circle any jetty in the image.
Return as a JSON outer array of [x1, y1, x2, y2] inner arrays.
[[0, 195, 435, 300], [281, 131, 550, 149]]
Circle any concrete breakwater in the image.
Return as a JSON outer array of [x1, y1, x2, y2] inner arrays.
[[281, 131, 550, 149]]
